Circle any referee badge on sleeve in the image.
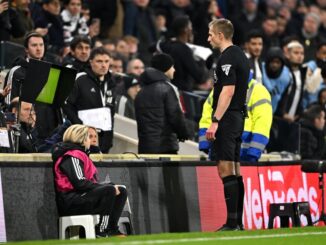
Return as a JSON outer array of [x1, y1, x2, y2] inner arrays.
[[221, 64, 231, 76]]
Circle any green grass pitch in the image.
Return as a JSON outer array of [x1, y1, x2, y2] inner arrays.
[[6, 226, 326, 245]]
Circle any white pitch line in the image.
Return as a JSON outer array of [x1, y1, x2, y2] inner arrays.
[[67, 231, 326, 245]]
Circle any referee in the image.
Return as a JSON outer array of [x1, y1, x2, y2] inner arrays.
[[206, 18, 250, 231]]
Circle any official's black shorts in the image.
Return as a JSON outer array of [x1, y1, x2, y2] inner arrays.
[[210, 110, 244, 162]]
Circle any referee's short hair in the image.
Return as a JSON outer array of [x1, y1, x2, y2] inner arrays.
[[209, 18, 234, 40], [63, 124, 89, 146]]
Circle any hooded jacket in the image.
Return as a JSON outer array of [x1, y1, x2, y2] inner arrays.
[[262, 47, 291, 113], [135, 68, 189, 154]]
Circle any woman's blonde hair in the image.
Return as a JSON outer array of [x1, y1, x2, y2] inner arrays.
[[63, 124, 89, 145]]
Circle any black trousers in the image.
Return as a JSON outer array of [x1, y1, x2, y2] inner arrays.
[[59, 185, 127, 231]]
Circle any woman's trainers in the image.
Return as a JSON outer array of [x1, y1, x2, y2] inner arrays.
[[107, 229, 126, 237], [95, 231, 108, 238]]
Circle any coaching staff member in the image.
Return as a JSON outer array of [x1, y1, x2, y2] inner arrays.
[[206, 18, 250, 231]]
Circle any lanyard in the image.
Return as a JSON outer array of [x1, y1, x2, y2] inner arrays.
[[100, 82, 107, 107]]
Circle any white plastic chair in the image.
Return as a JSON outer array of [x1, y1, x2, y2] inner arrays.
[[59, 214, 100, 239]]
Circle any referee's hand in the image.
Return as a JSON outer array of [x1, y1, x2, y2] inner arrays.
[[206, 123, 218, 141]]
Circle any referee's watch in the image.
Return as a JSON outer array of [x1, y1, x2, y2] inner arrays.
[[212, 116, 220, 124]]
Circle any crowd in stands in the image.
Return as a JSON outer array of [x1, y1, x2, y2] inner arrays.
[[1, 0, 326, 160]]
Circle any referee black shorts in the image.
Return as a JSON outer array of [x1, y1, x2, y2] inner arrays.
[[210, 110, 244, 162]]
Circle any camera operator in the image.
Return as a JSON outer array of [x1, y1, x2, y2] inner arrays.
[[4, 31, 63, 142], [9, 98, 40, 153]]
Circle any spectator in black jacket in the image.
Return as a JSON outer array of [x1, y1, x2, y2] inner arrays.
[[0, 0, 26, 41], [231, 0, 265, 46], [64, 47, 116, 153], [124, 0, 158, 65], [62, 34, 91, 72], [33, 0, 65, 55], [135, 53, 189, 154], [159, 15, 206, 91], [300, 104, 326, 159]]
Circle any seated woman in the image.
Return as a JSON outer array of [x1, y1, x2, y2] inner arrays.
[[52, 124, 127, 237]]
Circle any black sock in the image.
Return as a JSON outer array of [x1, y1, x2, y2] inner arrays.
[[222, 175, 238, 227], [237, 176, 245, 226]]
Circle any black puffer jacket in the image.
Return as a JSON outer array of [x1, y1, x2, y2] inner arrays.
[[135, 68, 189, 154], [300, 119, 325, 160]]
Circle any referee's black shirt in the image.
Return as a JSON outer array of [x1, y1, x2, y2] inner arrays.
[[212, 45, 250, 112]]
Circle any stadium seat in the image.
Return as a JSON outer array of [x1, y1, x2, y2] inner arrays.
[[59, 214, 99, 239], [268, 203, 298, 228]]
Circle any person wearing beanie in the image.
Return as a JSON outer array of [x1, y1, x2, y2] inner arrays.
[[115, 74, 141, 120], [134, 53, 189, 154], [150, 53, 174, 73]]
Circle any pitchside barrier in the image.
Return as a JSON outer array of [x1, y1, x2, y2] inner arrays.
[[0, 154, 324, 242]]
